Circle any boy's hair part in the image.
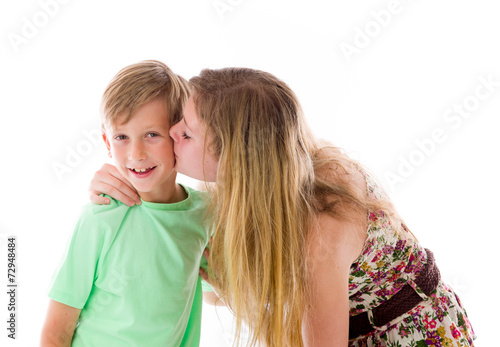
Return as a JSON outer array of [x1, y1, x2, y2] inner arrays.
[[101, 60, 190, 130]]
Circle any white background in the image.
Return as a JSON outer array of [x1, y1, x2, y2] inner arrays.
[[1, 0, 498, 345]]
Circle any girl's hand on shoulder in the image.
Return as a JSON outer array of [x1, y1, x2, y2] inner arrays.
[[88, 163, 141, 206]]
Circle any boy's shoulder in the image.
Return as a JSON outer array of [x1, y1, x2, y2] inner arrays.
[[85, 194, 129, 211], [65, 196, 131, 248], [182, 184, 205, 198], [180, 184, 209, 209], [79, 195, 131, 227]]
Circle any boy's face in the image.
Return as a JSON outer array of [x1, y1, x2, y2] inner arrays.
[[103, 98, 177, 203]]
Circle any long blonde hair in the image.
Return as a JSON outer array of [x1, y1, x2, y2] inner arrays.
[[189, 68, 395, 347]]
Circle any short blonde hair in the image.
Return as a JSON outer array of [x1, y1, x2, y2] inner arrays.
[[101, 60, 189, 129]]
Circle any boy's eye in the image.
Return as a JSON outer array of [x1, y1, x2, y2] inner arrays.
[[181, 132, 191, 140], [114, 135, 127, 140], [147, 132, 159, 138]]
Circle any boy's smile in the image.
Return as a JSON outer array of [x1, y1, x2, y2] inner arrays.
[[128, 166, 156, 176], [103, 98, 179, 203]]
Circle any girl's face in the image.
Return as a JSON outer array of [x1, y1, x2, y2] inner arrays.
[[169, 96, 219, 182]]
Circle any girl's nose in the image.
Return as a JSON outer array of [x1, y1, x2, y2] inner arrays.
[[169, 122, 180, 142]]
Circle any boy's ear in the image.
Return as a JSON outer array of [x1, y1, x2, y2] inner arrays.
[[102, 132, 112, 158]]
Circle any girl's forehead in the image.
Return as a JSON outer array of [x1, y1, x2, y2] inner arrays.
[[183, 97, 202, 130]]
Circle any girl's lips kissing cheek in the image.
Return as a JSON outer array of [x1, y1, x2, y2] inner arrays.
[[128, 166, 156, 178]]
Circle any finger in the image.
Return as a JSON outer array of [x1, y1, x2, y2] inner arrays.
[[199, 268, 211, 284], [105, 164, 137, 196], [91, 181, 138, 207], [93, 164, 136, 194], [202, 248, 211, 267], [105, 177, 140, 205], [89, 192, 111, 205], [90, 166, 140, 205]]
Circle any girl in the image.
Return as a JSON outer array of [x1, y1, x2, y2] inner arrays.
[[89, 67, 475, 347]]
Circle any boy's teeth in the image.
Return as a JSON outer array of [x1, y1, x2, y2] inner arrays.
[[133, 167, 150, 172]]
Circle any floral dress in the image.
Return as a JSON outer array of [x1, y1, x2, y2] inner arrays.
[[348, 174, 475, 347]]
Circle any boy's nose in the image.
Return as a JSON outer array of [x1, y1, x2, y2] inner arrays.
[[129, 142, 147, 161]]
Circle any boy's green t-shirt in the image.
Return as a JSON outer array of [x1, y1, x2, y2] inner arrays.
[[48, 185, 210, 346]]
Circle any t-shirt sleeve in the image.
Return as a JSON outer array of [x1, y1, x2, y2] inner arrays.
[[48, 205, 106, 309], [199, 253, 213, 292]]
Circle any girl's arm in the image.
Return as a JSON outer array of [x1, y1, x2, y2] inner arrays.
[[202, 291, 226, 306], [199, 248, 226, 306], [40, 300, 81, 347], [89, 163, 141, 206], [302, 212, 367, 347]]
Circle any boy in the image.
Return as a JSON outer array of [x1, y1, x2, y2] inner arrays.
[[41, 60, 210, 346]]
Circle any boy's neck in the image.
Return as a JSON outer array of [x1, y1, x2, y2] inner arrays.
[[138, 183, 188, 204]]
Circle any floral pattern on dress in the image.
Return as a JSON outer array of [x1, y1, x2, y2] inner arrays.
[[348, 173, 475, 346]]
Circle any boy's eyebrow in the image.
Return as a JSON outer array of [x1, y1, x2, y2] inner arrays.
[[111, 122, 167, 132]]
